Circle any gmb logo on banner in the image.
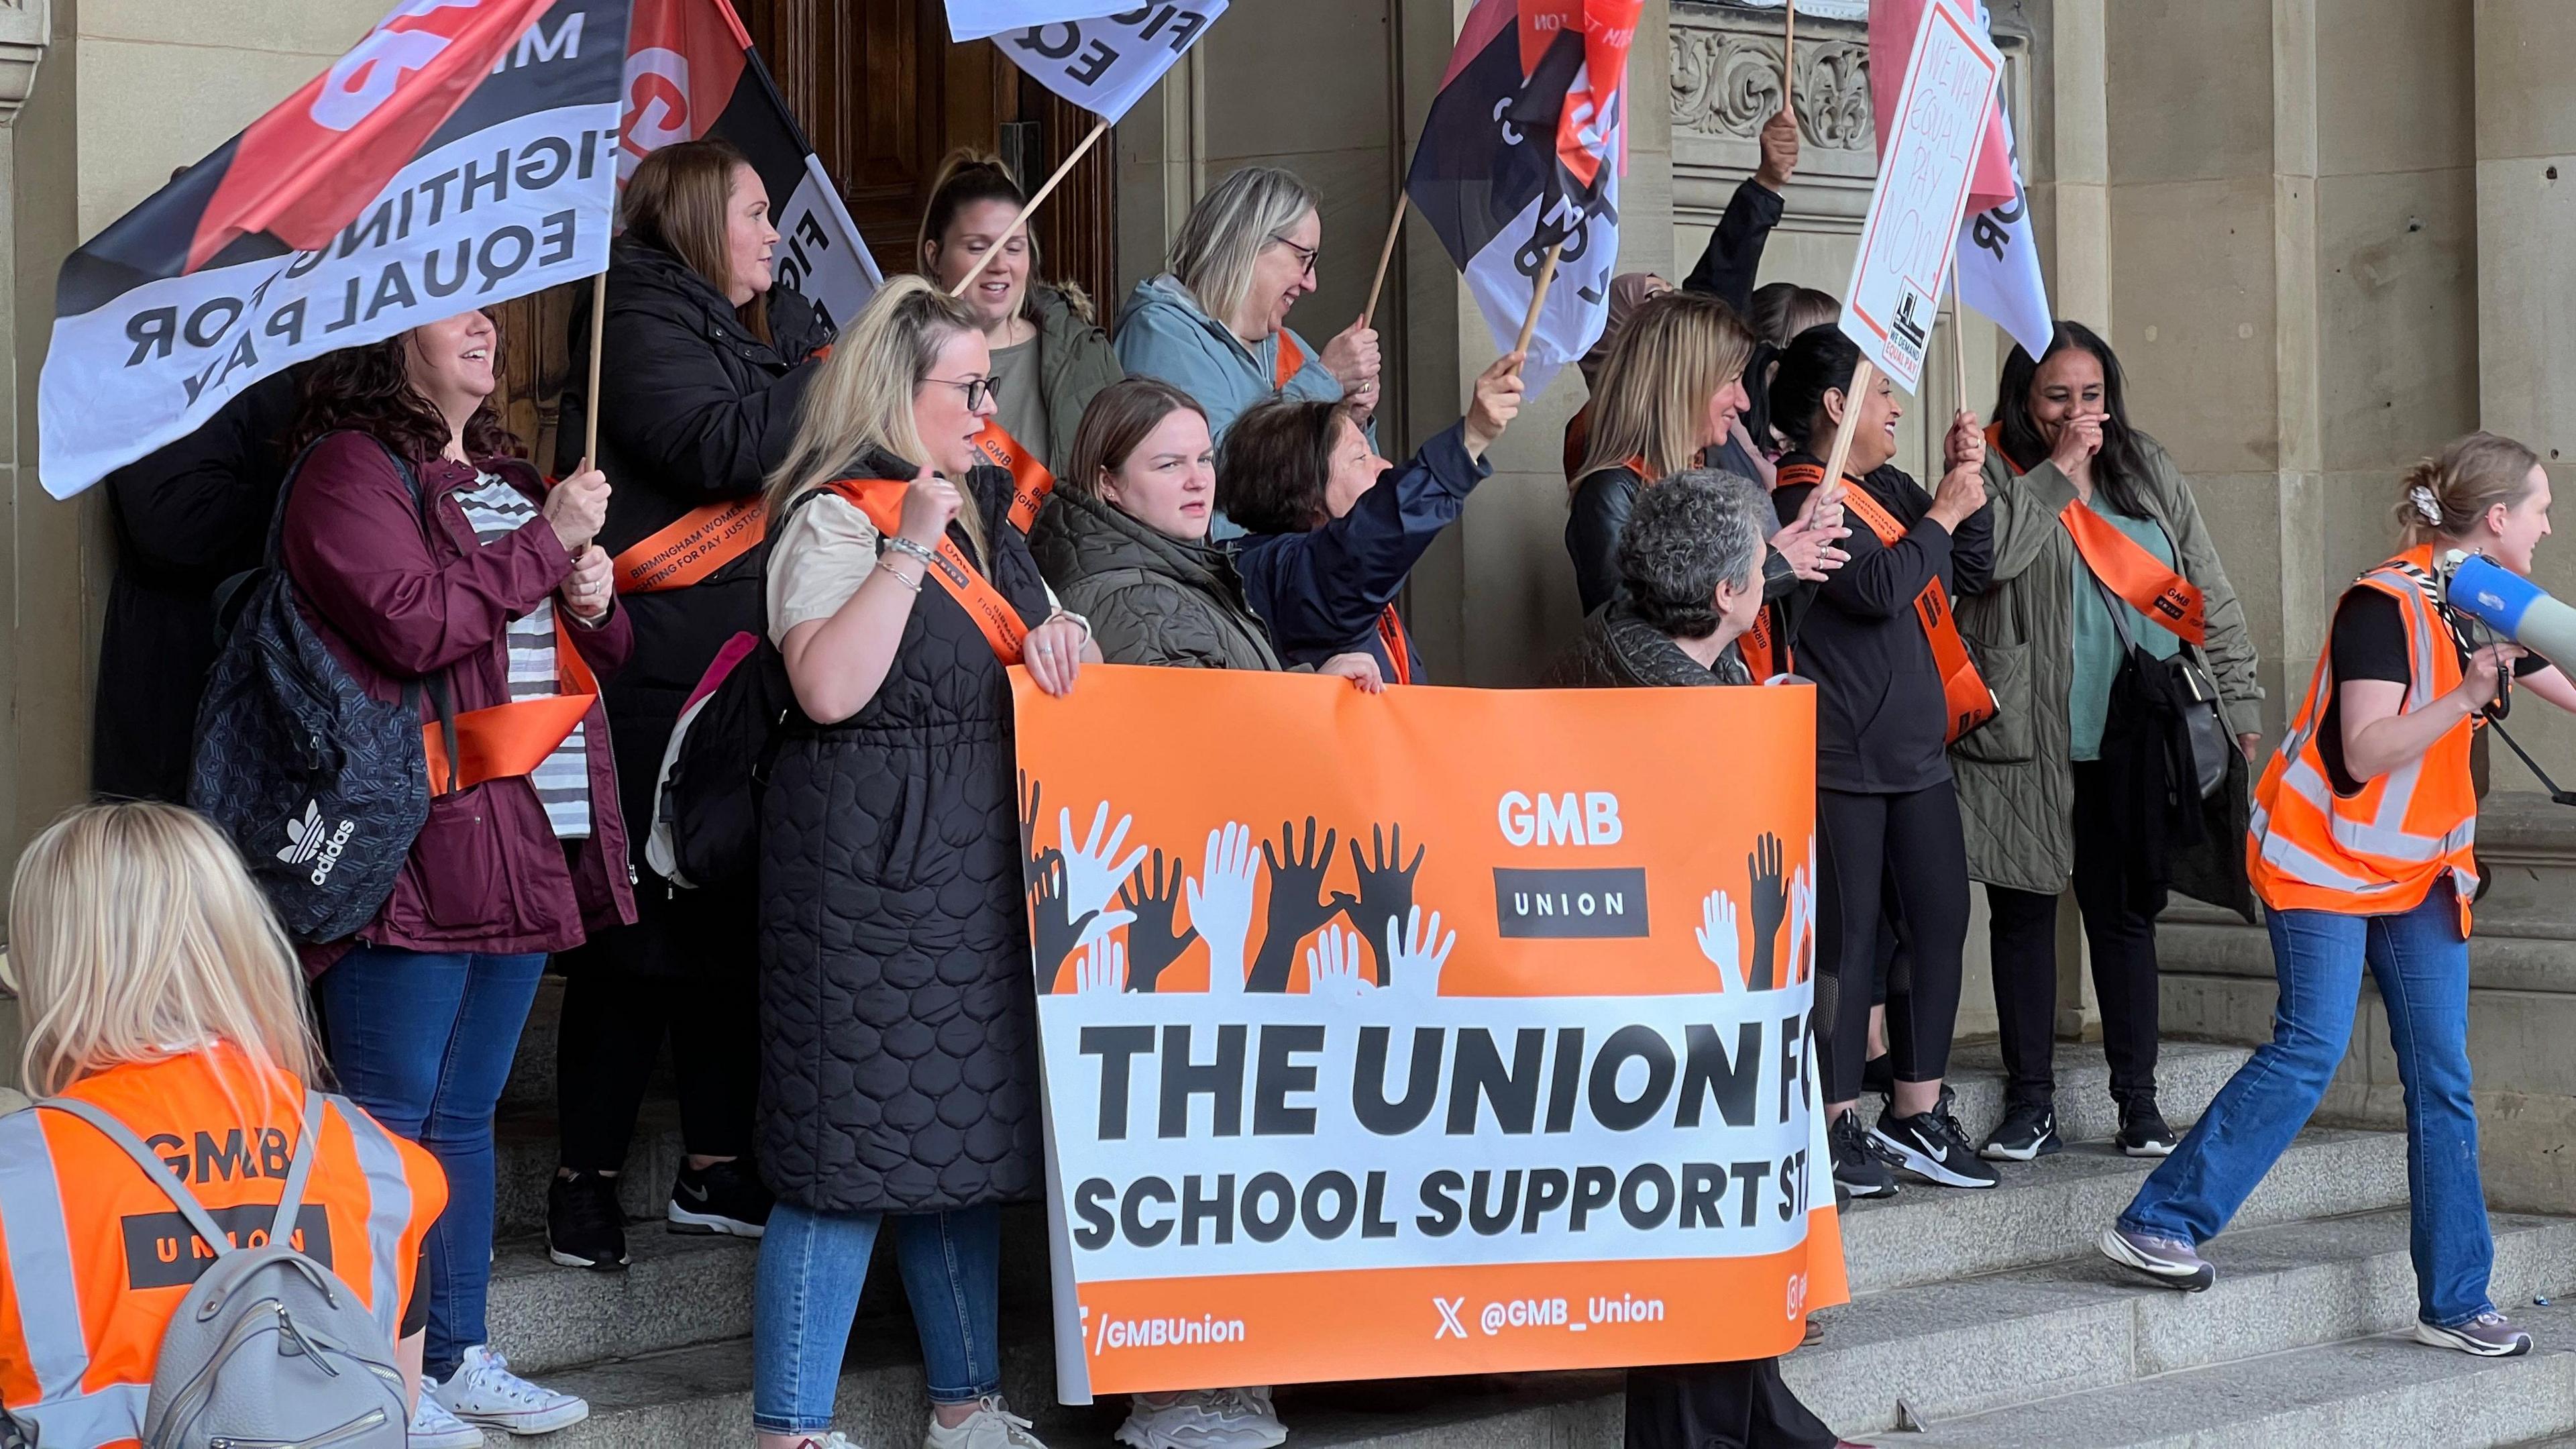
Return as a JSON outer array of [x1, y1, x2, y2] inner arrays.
[[1493, 790, 1644, 939]]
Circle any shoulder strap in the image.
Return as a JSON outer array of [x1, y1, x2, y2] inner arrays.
[[36, 1097, 233, 1260]]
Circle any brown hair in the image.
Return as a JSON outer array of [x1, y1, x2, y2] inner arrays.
[[1576, 291, 1758, 487], [1748, 283, 1839, 351], [1066, 378, 1208, 501], [291, 323, 521, 465], [919, 152, 1039, 290], [2398, 431, 2544, 543], [625, 138, 769, 343], [1217, 396, 1366, 535]]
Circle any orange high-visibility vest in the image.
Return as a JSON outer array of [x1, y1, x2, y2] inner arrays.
[[2248, 545, 2481, 928], [0, 1049, 445, 1448]]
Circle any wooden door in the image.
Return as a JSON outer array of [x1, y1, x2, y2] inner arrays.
[[488, 0, 1122, 470]]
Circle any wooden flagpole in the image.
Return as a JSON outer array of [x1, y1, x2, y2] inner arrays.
[[1818, 357, 1877, 498], [1951, 273, 1972, 423], [1362, 200, 1407, 326], [580, 269, 608, 472], [953, 119, 1111, 297], [1513, 238, 1567, 357], [1782, 0, 1796, 109]]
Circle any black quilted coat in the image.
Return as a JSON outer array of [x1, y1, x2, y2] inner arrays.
[[757, 461, 1053, 1213]]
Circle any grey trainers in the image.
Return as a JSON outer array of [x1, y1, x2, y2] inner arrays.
[[2415, 1311, 2533, 1357], [2098, 1223, 2216, 1291]]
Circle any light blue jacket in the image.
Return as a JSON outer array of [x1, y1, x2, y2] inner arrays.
[[1112, 273, 1348, 442]]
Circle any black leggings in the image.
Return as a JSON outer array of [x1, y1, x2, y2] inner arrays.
[[1816, 782, 1970, 1103], [555, 967, 758, 1172]]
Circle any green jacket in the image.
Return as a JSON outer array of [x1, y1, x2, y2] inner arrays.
[[1025, 284, 1126, 478], [1028, 486, 1284, 671], [1951, 431, 2263, 894]]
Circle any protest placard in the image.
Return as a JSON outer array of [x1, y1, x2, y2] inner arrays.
[[1012, 666, 1845, 1399], [1838, 0, 2002, 392]]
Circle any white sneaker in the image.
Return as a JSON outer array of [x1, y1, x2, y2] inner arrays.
[[429, 1344, 591, 1434], [923, 1396, 1049, 1449], [409, 1392, 488, 1449], [1116, 1387, 1288, 1449], [791, 1437, 866, 1449]]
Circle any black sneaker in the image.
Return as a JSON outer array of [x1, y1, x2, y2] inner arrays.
[[669, 1159, 773, 1238], [1872, 1105, 2002, 1189], [1861, 1053, 1895, 1099], [1981, 1102, 2064, 1162], [2118, 1099, 2179, 1158], [1830, 1108, 1900, 1200], [546, 1170, 628, 1271]]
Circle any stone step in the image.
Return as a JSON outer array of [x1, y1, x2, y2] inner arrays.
[[1872, 1302, 2576, 1448], [1788, 1208, 2576, 1434], [1837, 1127, 2408, 1297]]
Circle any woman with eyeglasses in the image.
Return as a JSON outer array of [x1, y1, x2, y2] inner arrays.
[[1113, 167, 1380, 481]]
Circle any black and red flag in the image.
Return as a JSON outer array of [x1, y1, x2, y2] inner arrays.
[[618, 0, 881, 326], [39, 0, 633, 498], [1403, 0, 1640, 394]]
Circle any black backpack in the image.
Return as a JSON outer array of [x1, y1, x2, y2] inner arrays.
[[646, 636, 795, 889], [188, 434, 454, 943]]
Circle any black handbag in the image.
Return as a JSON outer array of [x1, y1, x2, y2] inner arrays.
[[2089, 570, 2229, 800]]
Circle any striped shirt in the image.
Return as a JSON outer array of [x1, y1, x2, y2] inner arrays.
[[453, 472, 590, 839]]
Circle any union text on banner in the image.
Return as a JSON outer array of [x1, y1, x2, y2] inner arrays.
[[620, 0, 881, 328], [38, 0, 631, 498], [1837, 0, 2003, 392], [1407, 0, 1642, 397], [1012, 667, 1846, 1399], [993, 4, 1228, 124]]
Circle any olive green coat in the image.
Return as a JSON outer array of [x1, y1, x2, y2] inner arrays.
[[1951, 432, 2264, 895], [1024, 284, 1126, 478]]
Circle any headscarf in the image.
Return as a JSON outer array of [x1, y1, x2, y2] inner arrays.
[[1578, 272, 1672, 390]]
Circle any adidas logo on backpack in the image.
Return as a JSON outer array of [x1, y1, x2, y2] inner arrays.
[[275, 800, 356, 887]]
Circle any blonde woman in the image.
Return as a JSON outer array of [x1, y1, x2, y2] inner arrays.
[[751, 275, 1093, 1449], [1113, 166, 1379, 453], [0, 803, 460, 1445], [917, 151, 1124, 476], [2105, 434, 2568, 1360], [1566, 291, 1848, 621]]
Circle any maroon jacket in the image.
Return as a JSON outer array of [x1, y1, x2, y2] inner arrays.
[[280, 431, 638, 965]]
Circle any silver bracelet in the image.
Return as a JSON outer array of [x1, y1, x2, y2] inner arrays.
[[883, 535, 939, 568], [874, 559, 923, 594], [1049, 608, 1093, 650]]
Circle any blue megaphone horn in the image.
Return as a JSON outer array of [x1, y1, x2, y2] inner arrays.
[[2445, 551, 2575, 668]]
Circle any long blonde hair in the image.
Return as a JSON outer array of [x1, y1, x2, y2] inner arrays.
[[767, 274, 989, 559], [2398, 431, 2542, 544], [10, 802, 319, 1102], [1576, 290, 1757, 487], [1169, 166, 1317, 333]]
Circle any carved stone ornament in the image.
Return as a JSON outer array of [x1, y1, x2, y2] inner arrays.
[[0, 0, 50, 126], [1670, 25, 1872, 152]]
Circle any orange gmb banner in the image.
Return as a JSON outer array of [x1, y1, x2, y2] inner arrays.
[[1010, 666, 1844, 1401]]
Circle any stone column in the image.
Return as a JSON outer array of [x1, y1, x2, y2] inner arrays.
[[2476, 0, 2576, 775]]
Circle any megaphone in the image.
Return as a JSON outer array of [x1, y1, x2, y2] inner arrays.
[[2444, 551, 2575, 669]]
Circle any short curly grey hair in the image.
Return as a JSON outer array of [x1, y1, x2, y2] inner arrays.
[[1617, 470, 1771, 639]]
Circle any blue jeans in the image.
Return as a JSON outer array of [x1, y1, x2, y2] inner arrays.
[[318, 945, 548, 1378], [753, 1202, 1002, 1434], [2120, 883, 2493, 1326]]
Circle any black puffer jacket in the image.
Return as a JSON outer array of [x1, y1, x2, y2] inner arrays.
[[1546, 601, 1754, 689], [1028, 487, 1281, 669], [555, 239, 833, 971], [757, 460, 1051, 1213]]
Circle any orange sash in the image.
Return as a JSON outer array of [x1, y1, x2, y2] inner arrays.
[[1274, 331, 1306, 394], [1741, 606, 1786, 679], [610, 497, 768, 594], [1376, 604, 1415, 686], [1782, 462, 1994, 744], [826, 478, 1030, 665], [967, 419, 1057, 534], [1984, 424, 2207, 647], [423, 615, 599, 795]]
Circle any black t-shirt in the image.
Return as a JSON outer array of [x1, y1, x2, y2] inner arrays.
[[2318, 588, 2544, 792]]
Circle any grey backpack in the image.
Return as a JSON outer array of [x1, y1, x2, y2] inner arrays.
[[35, 1092, 408, 1449]]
